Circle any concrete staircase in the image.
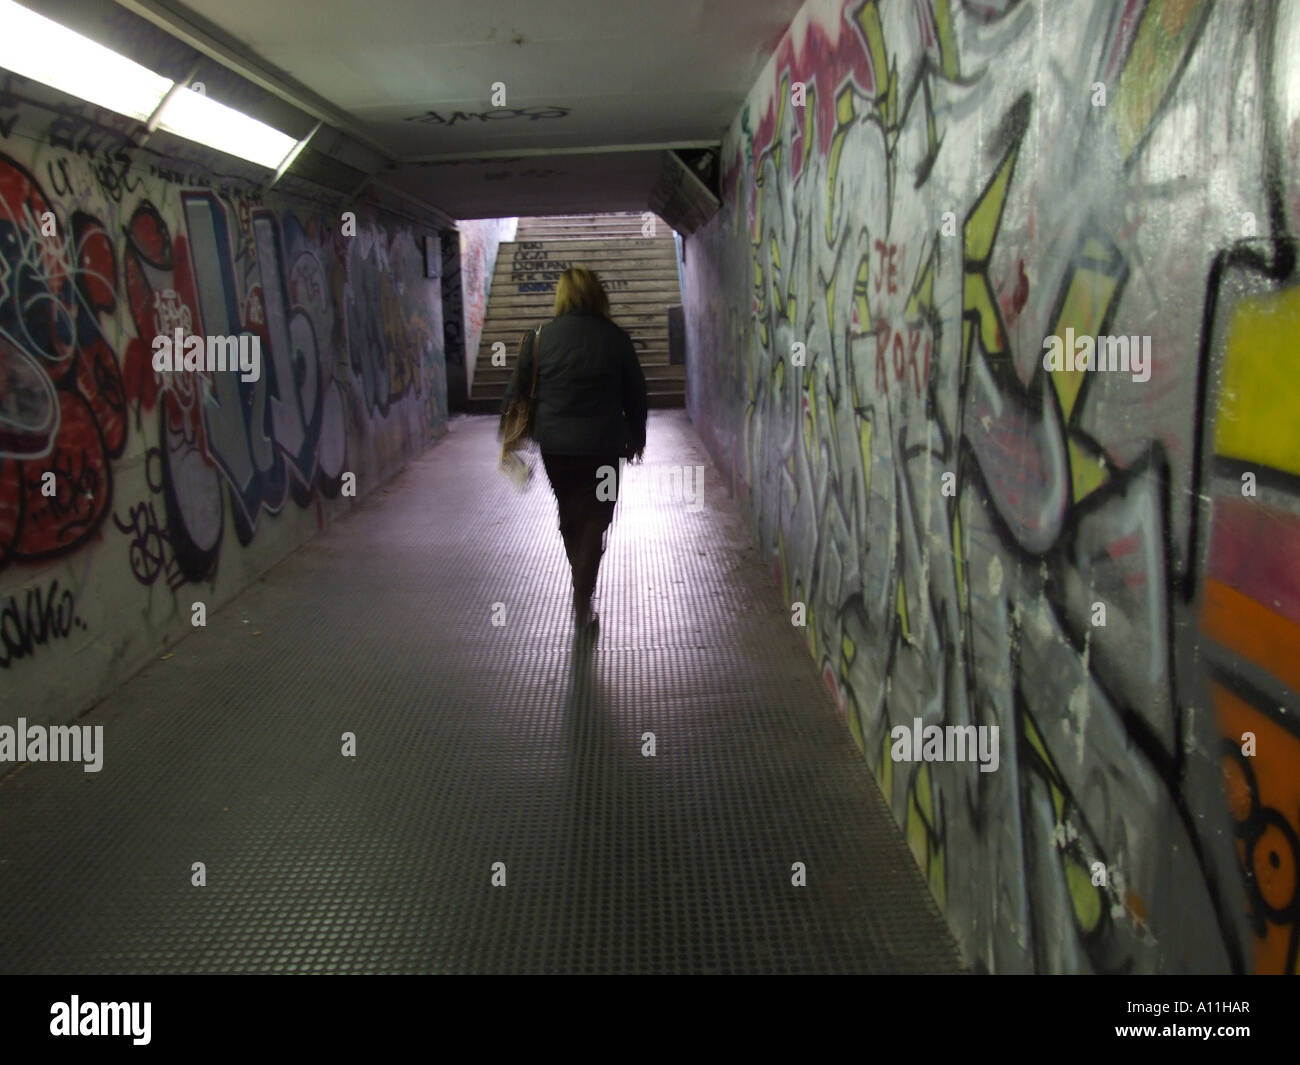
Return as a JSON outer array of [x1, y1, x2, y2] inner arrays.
[[470, 212, 685, 410]]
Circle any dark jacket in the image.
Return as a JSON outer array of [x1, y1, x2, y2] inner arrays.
[[500, 308, 648, 457]]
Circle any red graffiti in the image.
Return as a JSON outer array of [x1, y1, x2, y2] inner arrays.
[[874, 240, 901, 294], [120, 200, 206, 451], [0, 154, 124, 564], [999, 259, 1029, 326], [873, 323, 931, 399]]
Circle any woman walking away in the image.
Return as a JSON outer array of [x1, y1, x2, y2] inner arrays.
[[500, 266, 648, 637]]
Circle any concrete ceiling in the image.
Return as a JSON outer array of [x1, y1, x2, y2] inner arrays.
[[120, 0, 803, 218]]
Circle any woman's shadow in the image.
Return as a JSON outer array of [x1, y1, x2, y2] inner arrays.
[[563, 622, 612, 743], [556, 623, 659, 967]]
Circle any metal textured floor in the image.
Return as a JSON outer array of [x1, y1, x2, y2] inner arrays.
[[0, 411, 963, 974]]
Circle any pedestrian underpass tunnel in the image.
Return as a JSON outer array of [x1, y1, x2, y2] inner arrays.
[[0, 0, 1298, 980]]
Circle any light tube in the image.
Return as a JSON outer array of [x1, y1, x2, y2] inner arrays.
[[152, 86, 298, 170], [0, 0, 173, 122], [0, 0, 300, 171]]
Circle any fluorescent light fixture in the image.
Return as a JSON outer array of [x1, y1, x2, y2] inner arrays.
[[0, 0, 300, 172], [0, 0, 173, 122], [153, 87, 298, 170]]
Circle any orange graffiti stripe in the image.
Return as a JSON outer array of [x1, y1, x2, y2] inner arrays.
[[1201, 578, 1300, 693], [1211, 682, 1300, 975]]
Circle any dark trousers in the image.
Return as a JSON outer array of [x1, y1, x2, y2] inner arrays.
[[541, 452, 620, 613]]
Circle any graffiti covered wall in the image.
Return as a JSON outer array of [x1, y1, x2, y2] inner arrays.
[[682, 0, 1300, 973], [0, 102, 447, 718]]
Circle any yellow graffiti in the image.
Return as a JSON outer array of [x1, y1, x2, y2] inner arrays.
[[932, 0, 960, 80], [858, 417, 872, 500], [827, 87, 858, 244], [1044, 230, 1126, 501], [905, 242, 936, 324], [952, 508, 967, 613], [853, 251, 872, 333], [1214, 284, 1300, 476], [852, 0, 897, 130], [896, 573, 911, 640], [1047, 261, 1122, 421], [825, 254, 838, 332], [878, 727, 894, 801], [1069, 439, 1110, 500], [962, 139, 1018, 368], [1113, 0, 1212, 161], [801, 83, 816, 174], [1022, 707, 1106, 936], [907, 762, 946, 909], [846, 690, 865, 752], [1065, 856, 1104, 934], [825, 380, 838, 469], [802, 373, 816, 467]]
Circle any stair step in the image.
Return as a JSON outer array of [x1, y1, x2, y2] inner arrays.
[[478, 334, 671, 347], [499, 255, 677, 269], [477, 357, 676, 371], [516, 215, 667, 223], [479, 337, 672, 353], [480, 342, 671, 356], [483, 308, 678, 326], [485, 300, 679, 315], [512, 233, 666, 244], [484, 304, 676, 314], [513, 223, 662, 234], [473, 364, 685, 385], [484, 314, 675, 327], [508, 227, 673, 234], [493, 266, 681, 282], [499, 256, 678, 271], [471, 379, 684, 392], [513, 212, 672, 242], [481, 321, 671, 333], [502, 238, 677, 255], [470, 388, 686, 410], [500, 253, 678, 266], [498, 263, 678, 281], [485, 288, 682, 304]]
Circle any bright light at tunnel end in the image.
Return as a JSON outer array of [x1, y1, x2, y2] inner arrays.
[[0, 0, 299, 171]]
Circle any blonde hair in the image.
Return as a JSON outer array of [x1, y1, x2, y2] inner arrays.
[[554, 266, 610, 317]]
